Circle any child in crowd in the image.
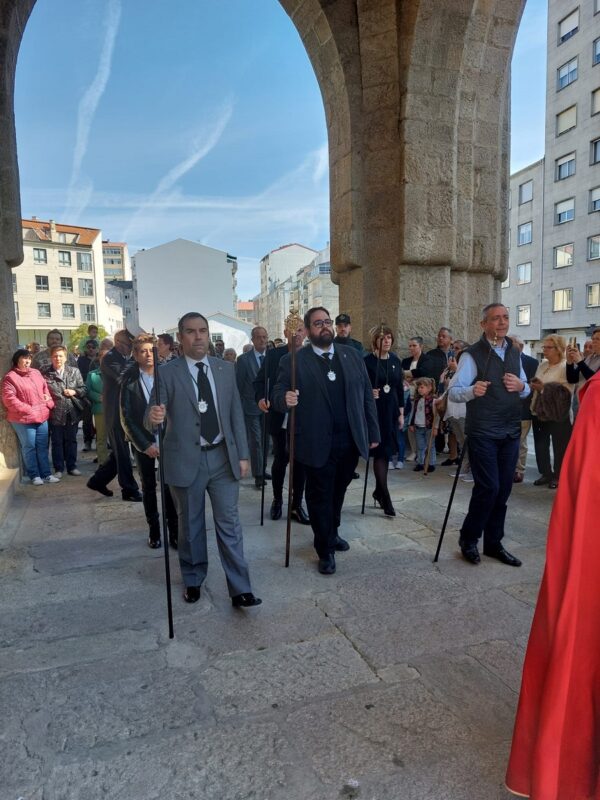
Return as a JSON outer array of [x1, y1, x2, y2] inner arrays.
[[409, 377, 437, 472]]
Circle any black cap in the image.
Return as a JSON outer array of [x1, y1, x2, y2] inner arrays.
[[335, 313, 351, 325]]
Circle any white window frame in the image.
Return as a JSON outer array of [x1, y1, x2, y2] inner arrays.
[[555, 198, 575, 224], [552, 288, 573, 312], [587, 283, 600, 307], [516, 305, 531, 326], [60, 277, 73, 293], [554, 243, 574, 269], [78, 278, 94, 297], [516, 262, 532, 285], [77, 252, 93, 272], [37, 302, 51, 318], [556, 152, 576, 180], [590, 187, 600, 213], [61, 303, 75, 319], [58, 250, 72, 266], [518, 180, 533, 204], [589, 235, 600, 260], [33, 247, 47, 264], [557, 57, 578, 89], [518, 222, 532, 245], [80, 304, 96, 322], [592, 138, 600, 164]]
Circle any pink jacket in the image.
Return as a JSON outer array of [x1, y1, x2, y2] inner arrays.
[[1, 367, 54, 424]]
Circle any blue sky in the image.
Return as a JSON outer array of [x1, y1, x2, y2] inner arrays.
[[15, 0, 547, 300]]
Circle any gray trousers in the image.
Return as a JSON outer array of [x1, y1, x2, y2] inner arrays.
[[244, 413, 264, 478], [170, 443, 252, 596]]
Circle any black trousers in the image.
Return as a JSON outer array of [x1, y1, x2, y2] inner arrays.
[[532, 417, 572, 480], [304, 443, 359, 558], [91, 423, 139, 496], [81, 402, 95, 445], [133, 449, 178, 537], [271, 427, 306, 507]]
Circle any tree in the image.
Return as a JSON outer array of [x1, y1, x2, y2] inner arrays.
[[68, 323, 109, 351]]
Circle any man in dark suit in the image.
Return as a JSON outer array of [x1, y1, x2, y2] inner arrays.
[[254, 320, 309, 524], [87, 329, 142, 501], [235, 326, 270, 488], [146, 312, 261, 608], [511, 334, 539, 483], [273, 306, 380, 575]]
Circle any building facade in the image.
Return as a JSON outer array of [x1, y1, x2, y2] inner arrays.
[[102, 240, 131, 281], [131, 239, 238, 334], [106, 279, 140, 334], [504, 0, 600, 350], [236, 301, 256, 326], [12, 218, 108, 346]]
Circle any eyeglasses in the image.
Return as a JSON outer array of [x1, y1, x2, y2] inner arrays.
[[311, 319, 333, 329]]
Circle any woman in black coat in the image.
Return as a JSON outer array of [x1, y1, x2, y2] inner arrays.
[[364, 326, 403, 516]]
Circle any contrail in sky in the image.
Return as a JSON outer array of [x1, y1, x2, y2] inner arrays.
[[122, 99, 234, 240], [64, 0, 122, 221]]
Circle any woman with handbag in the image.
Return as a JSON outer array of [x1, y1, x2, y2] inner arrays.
[[530, 335, 573, 490], [42, 345, 87, 477]]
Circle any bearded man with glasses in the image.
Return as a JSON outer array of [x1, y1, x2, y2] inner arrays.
[[273, 306, 380, 575]]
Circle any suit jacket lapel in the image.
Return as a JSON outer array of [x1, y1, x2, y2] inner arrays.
[[304, 349, 332, 409], [175, 358, 202, 416]]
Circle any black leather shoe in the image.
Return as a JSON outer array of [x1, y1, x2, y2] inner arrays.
[[334, 536, 350, 552], [147, 537, 161, 549], [168, 535, 178, 550], [318, 554, 336, 574], [183, 586, 200, 603], [255, 478, 267, 488], [270, 499, 283, 520], [122, 491, 143, 502], [232, 593, 262, 608], [290, 506, 310, 525], [87, 478, 113, 497], [459, 541, 481, 564], [352, 472, 360, 479], [264, 472, 272, 480], [441, 458, 459, 466], [483, 546, 522, 567]]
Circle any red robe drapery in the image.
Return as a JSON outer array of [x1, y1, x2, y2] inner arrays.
[[506, 370, 600, 799]]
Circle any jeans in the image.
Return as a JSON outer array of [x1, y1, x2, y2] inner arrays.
[[460, 434, 520, 550], [415, 426, 436, 466], [50, 418, 79, 472], [11, 421, 51, 479]]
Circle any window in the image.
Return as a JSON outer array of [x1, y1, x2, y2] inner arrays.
[[589, 235, 600, 260], [592, 89, 600, 116], [60, 277, 73, 292], [555, 198, 575, 224], [501, 272, 510, 289], [596, 0, 600, 14], [58, 232, 66, 243], [557, 57, 578, 89], [592, 138, 600, 164], [62, 303, 75, 319], [553, 288, 573, 312], [33, 247, 47, 263], [14, 300, 19, 321], [516, 305, 531, 325], [594, 38, 600, 65], [80, 304, 96, 322], [558, 9, 579, 43], [556, 152, 576, 180], [35, 274, 49, 291], [516, 262, 532, 284], [58, 250, 71, 266], [591, 187, 600, 212], [556, 105, 577, 135], [78, 278, 94, 297], [77, 252, 92, 271], [518, 222, 532, 245], [518, 180, 533, 204], [12, 273, 17, 293], [37, 302, 51, 318], [554, 243, 574, 268], [587, 283, 600, 307]]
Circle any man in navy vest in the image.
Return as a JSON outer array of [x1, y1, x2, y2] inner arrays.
[[448, 303, 530, 566]]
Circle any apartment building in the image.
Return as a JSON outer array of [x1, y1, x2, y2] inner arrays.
[[13, 218, 108, 346], [102, 240, 131, 281], [504, 0, 600, 349]]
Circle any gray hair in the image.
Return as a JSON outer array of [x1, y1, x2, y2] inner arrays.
[[481, 303, 506, 322]]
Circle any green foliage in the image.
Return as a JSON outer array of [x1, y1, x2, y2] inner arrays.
[[68, 323, 109, 351]]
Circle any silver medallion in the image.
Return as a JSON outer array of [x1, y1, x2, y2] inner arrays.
[[198, 400, 208, 414], [383, 384, 391, 394], [327, 370, 336, 382]]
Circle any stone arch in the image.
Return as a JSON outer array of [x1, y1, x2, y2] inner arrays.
[[0, 0, 526, 469]]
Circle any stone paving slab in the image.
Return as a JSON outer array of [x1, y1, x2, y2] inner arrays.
[[0, 447, 553, 799]]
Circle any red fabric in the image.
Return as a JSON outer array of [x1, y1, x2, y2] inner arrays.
[[1, 367, 54, 424], [506, 371, 600, 800]]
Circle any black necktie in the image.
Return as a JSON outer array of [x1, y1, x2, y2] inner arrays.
[[195, 362, 220, 443], [259, 354, 265, 368], [321, 352, 331, 363]]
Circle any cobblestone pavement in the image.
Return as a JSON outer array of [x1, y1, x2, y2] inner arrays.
[[1, 444, 552, 800]]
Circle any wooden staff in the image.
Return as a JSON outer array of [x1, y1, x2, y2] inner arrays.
[[362, 321, 385, 512], [151, 331, 174, 639], [284, 306, 302, 567], [259, 376, 270, 526]]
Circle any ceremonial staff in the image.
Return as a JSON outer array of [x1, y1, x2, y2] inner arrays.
[[361, 322, 384, 514], [433, 334, 497, 562], [284, 305, 302, 567], [259, 376, 270, 526], [152, 332, 174, 638]]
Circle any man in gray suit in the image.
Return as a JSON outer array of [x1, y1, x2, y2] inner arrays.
[[235, 325, 270, 488], [146, 312, 261, 607]]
